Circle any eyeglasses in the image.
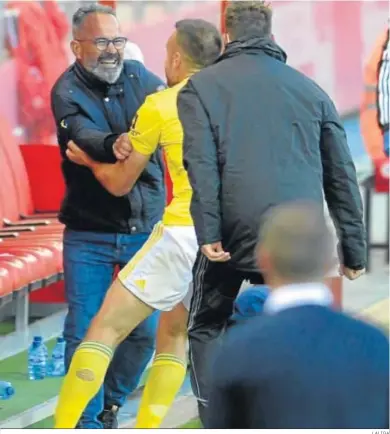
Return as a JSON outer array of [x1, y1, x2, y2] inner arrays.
[[75, 37, 128, 51]]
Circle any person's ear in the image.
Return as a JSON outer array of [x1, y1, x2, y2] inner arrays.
[[172, 51, 182, 69], [71, 40, 82, 60]]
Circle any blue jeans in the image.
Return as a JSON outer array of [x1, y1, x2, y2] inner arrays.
[[63, 229, 159, 428]]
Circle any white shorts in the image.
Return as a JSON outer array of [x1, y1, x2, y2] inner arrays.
[[118, 222, 197, 311]]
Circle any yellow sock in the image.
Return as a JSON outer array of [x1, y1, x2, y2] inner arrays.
[[135, 354, 186, 428], [54, 341, 113, 428]]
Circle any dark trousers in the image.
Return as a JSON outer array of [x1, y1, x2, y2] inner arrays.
[[187, 252, 264, 424]]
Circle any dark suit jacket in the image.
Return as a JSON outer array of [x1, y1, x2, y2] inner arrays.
[[207, 305, 389, 429], [51, 60, 165, 233]]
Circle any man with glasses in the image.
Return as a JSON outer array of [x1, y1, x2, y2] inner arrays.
[[51, 4, 165, 429]]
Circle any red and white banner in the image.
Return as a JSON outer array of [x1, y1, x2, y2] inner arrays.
[[124, 0, 388, 116]]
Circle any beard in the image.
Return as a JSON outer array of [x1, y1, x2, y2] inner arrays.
[[86, 52, 124, 84]]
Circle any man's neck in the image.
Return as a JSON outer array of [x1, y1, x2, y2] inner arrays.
[[264, 281, 333, 314], [177, 68, 199, 83], [268, 276, 324, 292]]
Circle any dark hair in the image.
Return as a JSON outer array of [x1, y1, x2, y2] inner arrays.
[[72, 4, 116, 36], [175, 19, 222, 69], [225, 1, 272, 40]]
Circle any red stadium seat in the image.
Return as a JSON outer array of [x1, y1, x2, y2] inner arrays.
[[0, 266, 13, 298], [0, 120, 63, 300], [0, 117, 65, 334], [0, 129, 63, 240], [0, 241, 62, 273], [0, 117, 64, 224], [0, 254, 35, 289]]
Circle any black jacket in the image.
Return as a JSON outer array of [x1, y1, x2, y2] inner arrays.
[[51, 60, 165, 234], [178, 37, 365, 273]]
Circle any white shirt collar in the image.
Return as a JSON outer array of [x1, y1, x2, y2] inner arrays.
[[263, 282, 333, 315]]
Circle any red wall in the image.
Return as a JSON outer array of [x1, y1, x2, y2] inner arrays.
[[123, 0, 388, 115], [0, 60, 18, 130], [0, 1, 387, 130]]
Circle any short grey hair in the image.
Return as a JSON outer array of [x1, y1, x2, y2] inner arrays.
[[225, 1, 272, 40], [258, 202, 333, 281], [72, 4, 116, 36]]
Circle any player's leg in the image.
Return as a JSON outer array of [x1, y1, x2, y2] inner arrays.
[[102, 233, 159, 427], [135, 302, 188, 428], [135, 225, 198, 428], [188, 253, 243, 425], [55, 277, 154, 428], [55, 223, 168, 428]]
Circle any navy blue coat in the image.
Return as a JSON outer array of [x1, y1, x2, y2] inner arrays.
[[51, 60, 165, 234], [208, 305, 389, 429]]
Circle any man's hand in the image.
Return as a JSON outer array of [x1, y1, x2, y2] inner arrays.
[[113, 133, 132, 160], [201, 242, 231, 262], [66, 141, 94, 167], [339, 265, 365, 281]]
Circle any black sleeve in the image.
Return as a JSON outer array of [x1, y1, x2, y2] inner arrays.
[[51, 89, 118, 163], [320, 98, 366, 269], [177, 80, 222, 246]]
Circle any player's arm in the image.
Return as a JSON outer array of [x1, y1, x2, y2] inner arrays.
[[177, 80, 222, 246], [66, 98, 162, 197]]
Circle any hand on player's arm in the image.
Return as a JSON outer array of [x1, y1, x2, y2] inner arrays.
[[66, 139, 150, 197], [112, 133, 133, 160], [66, 99, 160, 196]]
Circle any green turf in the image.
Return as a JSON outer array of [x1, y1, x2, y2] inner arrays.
[[180, 418, 202, 429], [0, 321, 15, 336], [27, 416, 54, 429], [0, 339, 62, 421], [28, 416, 203, 429], [25, 366, 153, 428]]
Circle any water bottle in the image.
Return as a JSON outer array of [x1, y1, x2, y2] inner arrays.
[[0, 381, 14, 400], [28, 336, 47, 380], [48, 336, 66, 377]]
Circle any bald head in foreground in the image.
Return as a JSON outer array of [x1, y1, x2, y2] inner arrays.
[[207, 202, 389, 429]]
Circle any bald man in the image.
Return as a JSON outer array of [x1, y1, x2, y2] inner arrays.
[[207, 202, 389, 429]]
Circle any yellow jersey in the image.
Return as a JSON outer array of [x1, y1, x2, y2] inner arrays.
[[128, 79, 192, 226]]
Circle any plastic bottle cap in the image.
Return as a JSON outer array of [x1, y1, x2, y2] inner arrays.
[[57, 337, 65, 343], [33, 336, 43, 342], [6, 387, 15, 397]]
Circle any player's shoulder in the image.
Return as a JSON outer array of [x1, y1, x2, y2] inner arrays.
[[144, 81, 183, 117], [143, 86, 170, 112]]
